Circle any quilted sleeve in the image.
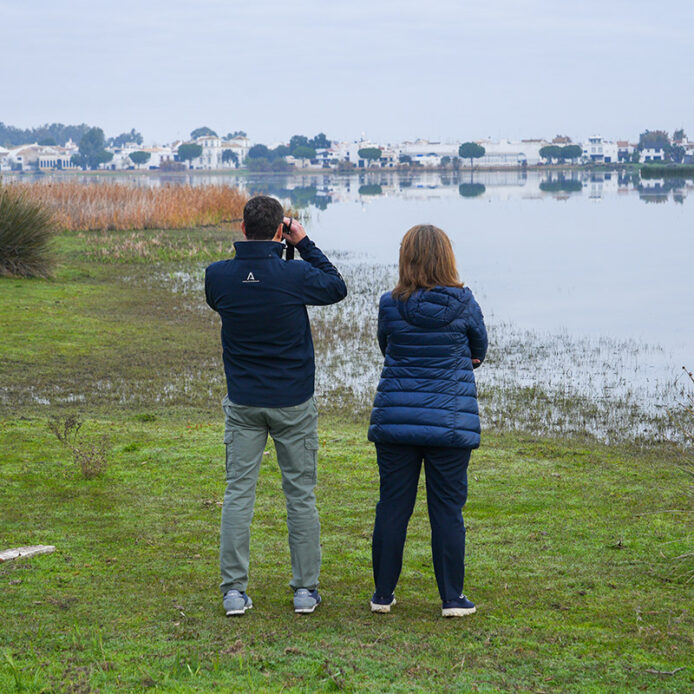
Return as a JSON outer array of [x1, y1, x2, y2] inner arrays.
[[377, 293, 389, 356], [467, 293, 488, 366]]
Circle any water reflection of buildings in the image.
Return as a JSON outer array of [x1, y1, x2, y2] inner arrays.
[[256, 171, 554, 205], [638, 178, 690, 204], [583, 172, 621, 199], [271, 170, 535, 204], [238, 170, 694, 207], [18, 170, 691, 206]]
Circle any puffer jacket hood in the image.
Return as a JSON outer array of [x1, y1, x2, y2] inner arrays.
[[397, 286, 468, 329], [369, 285, 488, 449]]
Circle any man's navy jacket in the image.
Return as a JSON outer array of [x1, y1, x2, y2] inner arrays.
[[205, 237, 347, 408]]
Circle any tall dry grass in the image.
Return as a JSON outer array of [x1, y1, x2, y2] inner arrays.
[[11, 182, 248, 231]]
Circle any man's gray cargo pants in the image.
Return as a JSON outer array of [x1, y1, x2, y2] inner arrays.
[[220, 395, 321, 594]]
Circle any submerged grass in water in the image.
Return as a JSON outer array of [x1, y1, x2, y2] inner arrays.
[[306, 260, 684, 443], [0, 232, 686, 444]]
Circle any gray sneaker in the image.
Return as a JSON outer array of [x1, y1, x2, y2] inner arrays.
[[223, 589, 252, 616], [293, 588, 321, 614]]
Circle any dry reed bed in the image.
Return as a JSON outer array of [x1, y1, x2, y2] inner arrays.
[[10, 182, 248, 231]]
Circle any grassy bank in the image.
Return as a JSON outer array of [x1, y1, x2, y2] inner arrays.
[[1, 227, 692, 692]]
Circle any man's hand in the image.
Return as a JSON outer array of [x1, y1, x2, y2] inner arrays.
[[283, 217, 307, 246]]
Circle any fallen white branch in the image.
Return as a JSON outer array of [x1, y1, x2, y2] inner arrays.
[[645, 667, 685, 676], [0, 545, 56, 563]]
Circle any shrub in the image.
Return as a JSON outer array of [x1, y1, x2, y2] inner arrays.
[[48, 415, 109, 479], [0, 184, 55, 278]]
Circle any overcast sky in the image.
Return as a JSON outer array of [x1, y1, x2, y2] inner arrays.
[[2, 0, 692, 145]]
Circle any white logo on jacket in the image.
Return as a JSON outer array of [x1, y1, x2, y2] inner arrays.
[[243, 272, 259, 283]]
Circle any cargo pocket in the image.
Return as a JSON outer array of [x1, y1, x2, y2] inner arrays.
[[303, 435, 319, 485], [223, 430, 234, 480]]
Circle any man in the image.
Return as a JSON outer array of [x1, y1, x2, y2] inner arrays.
[[205, 195, 347, 616]]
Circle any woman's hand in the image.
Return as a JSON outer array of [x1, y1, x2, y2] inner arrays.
[[472, 358, 481, 368]]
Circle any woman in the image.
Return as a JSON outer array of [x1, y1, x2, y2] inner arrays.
[[368, 224, 488, 617]]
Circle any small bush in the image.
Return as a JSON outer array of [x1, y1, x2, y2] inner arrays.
[[48, 415, 109, 479], [0, 185, 55, 278]]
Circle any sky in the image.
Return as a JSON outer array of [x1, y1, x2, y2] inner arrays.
[[2, 0, 692, 146]]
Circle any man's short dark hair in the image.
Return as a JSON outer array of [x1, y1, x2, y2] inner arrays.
[[243, 195, 284, 240]]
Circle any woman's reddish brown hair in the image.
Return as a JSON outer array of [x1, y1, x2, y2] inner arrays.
[[392, 224, 463, 301]]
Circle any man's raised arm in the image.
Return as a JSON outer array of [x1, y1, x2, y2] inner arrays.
[[283, 218, 347, 306]]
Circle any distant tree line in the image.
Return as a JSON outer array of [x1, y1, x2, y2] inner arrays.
[[108, 128, 143, 147], [6, 120, 691, 171], [244, 133, 332, 171], [0, 122, 93, 147], [0, 122, 147, 149], [539, 144, 582, 163], [0, 121, 249, 150]]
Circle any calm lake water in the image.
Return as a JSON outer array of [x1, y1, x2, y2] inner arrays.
[[24, 169, 694, 440], [236, 170, 692, 365], [244, 169, 692, 440]]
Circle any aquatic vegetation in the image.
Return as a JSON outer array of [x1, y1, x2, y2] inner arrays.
[[0, 224, 685, 445], [306, 260, 683, 444], [155, 255, 684, 443], [5, 181, 248, 231]]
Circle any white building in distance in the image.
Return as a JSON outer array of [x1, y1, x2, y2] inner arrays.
[[476, 139, 550, 167], [179, 134, 250, 169], [641, 147, 665, 162], [3, 141, 80, 171], [0, 146, 10, 171], [397, 140, 459, 166], [583, 136, 619, 163]]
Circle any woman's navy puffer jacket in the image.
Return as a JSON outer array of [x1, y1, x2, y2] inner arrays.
[[368, 286, 488, 448]]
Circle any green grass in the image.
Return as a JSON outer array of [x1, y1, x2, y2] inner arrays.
[[0, 227, 692, 692], [1, 421, 692, 692]]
